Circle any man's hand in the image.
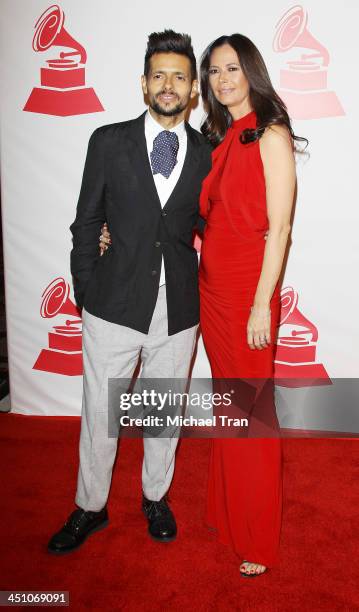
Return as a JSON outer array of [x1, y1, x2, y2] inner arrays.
[[99, 223, 111, 255]]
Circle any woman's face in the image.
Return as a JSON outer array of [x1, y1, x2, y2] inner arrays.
[[208, 43, 250, 116]]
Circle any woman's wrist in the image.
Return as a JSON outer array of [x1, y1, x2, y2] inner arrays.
[[250, 303, 271, 316], [251, 300, 271, 310]]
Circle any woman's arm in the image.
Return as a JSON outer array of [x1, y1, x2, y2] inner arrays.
[[247, 125, 296, 350]]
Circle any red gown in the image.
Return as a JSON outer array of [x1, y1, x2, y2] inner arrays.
[[199, 111, 283, 567]]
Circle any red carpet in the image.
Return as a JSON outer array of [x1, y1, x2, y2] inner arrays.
[[1, 413, 359, 611]]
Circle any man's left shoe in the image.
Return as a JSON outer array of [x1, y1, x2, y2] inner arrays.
[[142, 496, 177, 542]]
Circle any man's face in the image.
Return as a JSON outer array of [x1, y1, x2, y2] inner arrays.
[[142, 52, 197, 117]]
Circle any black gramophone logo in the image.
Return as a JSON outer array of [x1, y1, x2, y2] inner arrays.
[[23, 4, 104, 116], [33, 277, 83, 376]]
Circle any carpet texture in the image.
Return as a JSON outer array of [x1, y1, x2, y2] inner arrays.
[[1, 413, 359, 611]]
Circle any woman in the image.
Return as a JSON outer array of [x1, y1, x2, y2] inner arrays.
[[100, 33, 303, 576], [198, 34, 301, 576]]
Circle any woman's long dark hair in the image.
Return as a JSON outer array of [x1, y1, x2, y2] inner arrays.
[[200, 34, 307, 149]]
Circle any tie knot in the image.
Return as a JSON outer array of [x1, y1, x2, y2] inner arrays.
[[154, 130, 179, 152]]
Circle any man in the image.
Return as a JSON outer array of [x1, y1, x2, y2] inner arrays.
[[48, 30, 211, 554]]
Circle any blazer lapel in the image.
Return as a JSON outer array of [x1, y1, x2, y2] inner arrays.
[[126, 112, 162, 211], [125, 114, 202, 213], [163, 122, 201, 212]]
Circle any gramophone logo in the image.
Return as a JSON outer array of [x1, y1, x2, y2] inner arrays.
[[274, 286, 331, 387], [23, 4, 104, 117], [33, 277, 83, 376], [273, 5, 345, 119]]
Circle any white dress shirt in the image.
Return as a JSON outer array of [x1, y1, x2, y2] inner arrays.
[[144, 110, 187, 285]]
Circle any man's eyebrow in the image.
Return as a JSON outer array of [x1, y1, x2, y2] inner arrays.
[[151, 69, 187, 75]]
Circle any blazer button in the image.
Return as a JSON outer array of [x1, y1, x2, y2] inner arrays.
[[151, 270, 157, 276], [155, 241, 161, 247], [161, 211, 167, 217]]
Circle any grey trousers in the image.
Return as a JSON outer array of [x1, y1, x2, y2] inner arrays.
[[75, 285, 198, 511]]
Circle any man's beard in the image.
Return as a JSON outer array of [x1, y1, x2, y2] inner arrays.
[[149, 92, 188, 117]]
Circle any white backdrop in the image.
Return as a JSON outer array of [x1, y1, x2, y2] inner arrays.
[[0, 0, 358, 417]]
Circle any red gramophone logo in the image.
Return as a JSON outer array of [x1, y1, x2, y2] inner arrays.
[[274, 286, 331, 387], [23, 4, 104, 116], [33, 277, 83, 376], [273, 5, 345, 119]]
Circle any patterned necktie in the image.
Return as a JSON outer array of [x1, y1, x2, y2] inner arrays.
[[150, 130, 179, 179]]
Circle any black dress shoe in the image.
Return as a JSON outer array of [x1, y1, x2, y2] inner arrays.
[[142, 496, 177, 542], [47, 507, 109, 554]]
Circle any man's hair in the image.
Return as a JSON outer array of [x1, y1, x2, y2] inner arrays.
[[144, 30, 197, 81]]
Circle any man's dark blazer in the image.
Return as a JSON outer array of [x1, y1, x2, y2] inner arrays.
[[70, 112, 212, 336]]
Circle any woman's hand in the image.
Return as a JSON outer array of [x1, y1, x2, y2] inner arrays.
[[99, 223, 111, 256], [247, 304, 271, 350]]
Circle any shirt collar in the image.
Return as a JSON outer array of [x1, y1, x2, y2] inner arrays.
[[145, 109, 186, 141]]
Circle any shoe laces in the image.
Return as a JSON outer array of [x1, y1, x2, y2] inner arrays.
[[67, 510, 89, 532], [146, 498, 169, 519]]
